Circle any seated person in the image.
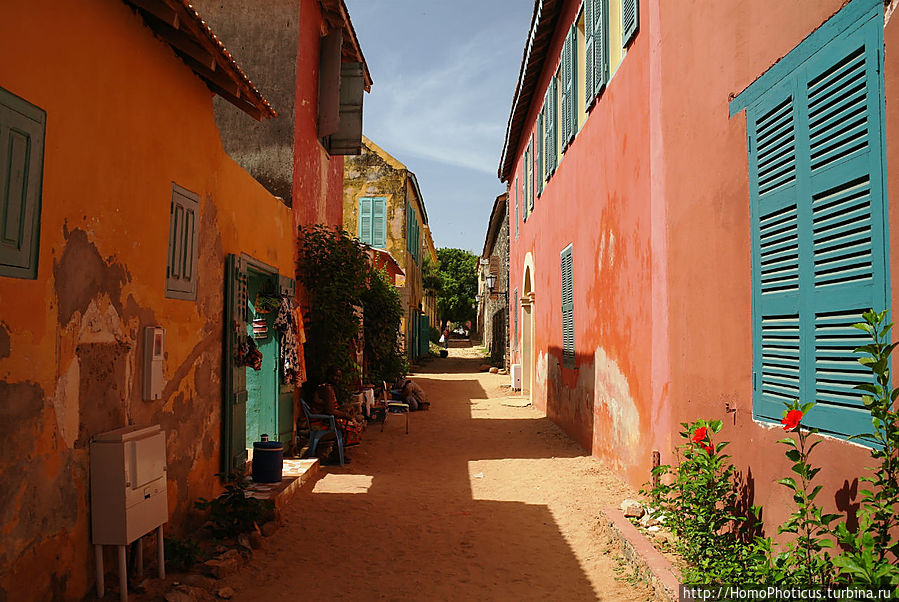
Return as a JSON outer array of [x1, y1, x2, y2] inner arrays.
[[390, 378, 430, 411], [308, 368, 363, 448]]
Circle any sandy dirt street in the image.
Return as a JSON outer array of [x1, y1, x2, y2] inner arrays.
[[219, 346, 655, 601]]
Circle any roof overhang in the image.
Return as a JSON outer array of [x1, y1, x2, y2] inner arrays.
[[123, 0, 276, 120], [482, 193, 509, 258], [408, 172, 428, 225], [319, 0, 373, 92], [497, 0, 563, 182]]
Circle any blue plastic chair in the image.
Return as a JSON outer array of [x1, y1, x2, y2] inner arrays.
[[300, 398, 344, 466]]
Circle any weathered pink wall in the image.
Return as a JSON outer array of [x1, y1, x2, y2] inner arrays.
[[508, 0, 656, 487]]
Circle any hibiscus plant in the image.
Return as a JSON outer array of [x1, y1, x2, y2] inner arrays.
[[645, 419, 759, 583]]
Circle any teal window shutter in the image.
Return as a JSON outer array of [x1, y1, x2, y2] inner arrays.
[[358, 197, 373, 244], [543, 82, 555, 181], [372, 197, 387, 248], [514, 180, 519, 238], [523, 149, 530, 221], [536, 111, 544, 197], [747, 4, 888, 441], [0, 87, 45, 280], [166, 184, 200, 300], [586, 0, 608, 105], [560, 32, 572, 147], [622, 0, 638, 48], [528, 135, 535, 212], [568, 24, 578, 141], [561, 245, 575, 368], [550, 75, 559, 173]]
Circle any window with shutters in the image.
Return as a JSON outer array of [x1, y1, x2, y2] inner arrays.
[[586, 0, 609, 108], [166, 184, 200, 300], [731, 0, 888, 440], [514, 179, 519, 238], [522, 148, 530, 221], [0, 88, 45, 280], [561, 245, 575, 368], [358, 196, 387, 248], [528, 135, 535, 212], [536, 112, 544, 198], [622, 0, 639, 49], [560, 24, 578, 151], [544, 75, 558, 181]]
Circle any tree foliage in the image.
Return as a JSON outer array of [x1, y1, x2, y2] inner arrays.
[[436, 247, 478, 326], [296, 225, 406, 397]]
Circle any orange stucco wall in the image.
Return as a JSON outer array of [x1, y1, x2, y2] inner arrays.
[[0, 1, 294, 598], [293, 0, 346, 229], [508, 0, 899, 537]]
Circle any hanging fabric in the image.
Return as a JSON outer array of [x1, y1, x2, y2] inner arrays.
[[274, 296, 305, 385]]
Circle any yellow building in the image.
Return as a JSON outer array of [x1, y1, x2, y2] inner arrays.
[[344, 136, 437, 359]]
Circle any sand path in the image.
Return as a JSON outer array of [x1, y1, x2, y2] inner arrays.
[[220, 345, 655, 601]]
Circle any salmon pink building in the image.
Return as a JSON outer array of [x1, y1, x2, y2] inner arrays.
[[502, 0, 899, 530]]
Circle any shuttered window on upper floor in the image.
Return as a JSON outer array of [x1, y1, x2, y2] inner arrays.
[[561, 245, 575, 369], [523, 146, 530, 221], [738, 0, 888, 441], [515, 179, 519, 238], [166, 184, 200, 300], [536, 112, 544, 198], [622, 0, 639, 48], [528, 135, 536, 212], [586, 0, 609, 107], [560, 24, 578, 150], [359, 196, 387, 248], [544, 75, 558, 181], [0, 87, 45, 280]]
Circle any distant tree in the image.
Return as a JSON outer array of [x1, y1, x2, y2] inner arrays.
[[421, 254, 442, 296], [436, 247, 478, 326]]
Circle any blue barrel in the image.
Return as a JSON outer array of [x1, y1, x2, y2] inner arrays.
[[252, 436, 283, 483]]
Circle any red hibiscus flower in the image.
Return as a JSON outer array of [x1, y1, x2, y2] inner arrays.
[[692, 427, 707, 443], [781, 409, 803, 431], [702, 444, 713, 455]]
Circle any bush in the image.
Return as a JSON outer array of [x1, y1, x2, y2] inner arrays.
[[194, 469, 275, 539]]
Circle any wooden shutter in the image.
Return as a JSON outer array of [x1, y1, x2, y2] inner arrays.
[[224, 253, 249, 472], [0, 88, 45, 280], [329, 62, 365, 155], [523, 148, 530, 221], [568, 25, 579, 142], [561, 246, 575, 368], [372, 197, 387, 248], [166, 184, 199, 300], [528, 135, 535, 211], [560, 33, 572, 147], [585, 0, 595, 106], [622, 0, 639, 48], [536, 111, 544, 197], [587, 0, 607, 104], [317, 30, 342, 138], [543, 83, 555, 181], [514, 181, 519, 238], [358, 197, 373, 244], [749, 13, 887, 439]]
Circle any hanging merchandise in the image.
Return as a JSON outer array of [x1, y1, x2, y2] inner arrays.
[[253, 292, 281, 314], [235, 335, 263, 370], [274, 296, 305, 385], [252, 318, 268, 340]]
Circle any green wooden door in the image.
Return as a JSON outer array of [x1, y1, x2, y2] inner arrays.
[[224, 254, 249, 473], [245, 271, 278, 446]]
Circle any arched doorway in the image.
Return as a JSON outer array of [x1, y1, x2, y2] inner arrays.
[[521, 263, 534, 402]]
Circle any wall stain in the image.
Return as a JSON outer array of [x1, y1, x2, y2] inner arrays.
[[75, 341, 131, 448], [0, 322, 9, 359], [53, 228, 129, 326]]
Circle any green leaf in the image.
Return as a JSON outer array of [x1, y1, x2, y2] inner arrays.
[[709, 420, 722, 432], [777, 437, 798, 448], [785, 449, 801, 462], [777, 477, 797, 490]]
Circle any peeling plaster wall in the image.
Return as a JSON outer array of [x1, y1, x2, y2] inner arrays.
[[508, 0, 653, 488], [0, 1, 294, 599]]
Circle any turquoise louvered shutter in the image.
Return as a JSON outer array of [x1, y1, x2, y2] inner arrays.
[[550, 76, 559, 173], [622, 0, 638, 48], [543, 82, 555, 180], [528, 135, 535, 211], [567, 25, 578, 143], [560, 33, 571, 147], [586, 0, 607, 105], [561, 245, 575, 368], [749, 8, 888, 440], [536, 111, 544, 197], [358, 197, 373, 244], [523, 148, 530, 221], [372, 197, 387, 248]]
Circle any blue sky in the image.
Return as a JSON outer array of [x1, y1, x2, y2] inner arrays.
[[344, 0, 534, 254]]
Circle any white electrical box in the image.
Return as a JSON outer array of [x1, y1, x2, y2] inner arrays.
[[143, 327, 164, 400], [90, 425, 168, 546], [510, 363, 522, 390]]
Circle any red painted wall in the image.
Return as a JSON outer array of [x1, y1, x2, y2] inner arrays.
[[292, 0, 345, 229], [508, 0, 655, 486], [508, 0, 899, 529]]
